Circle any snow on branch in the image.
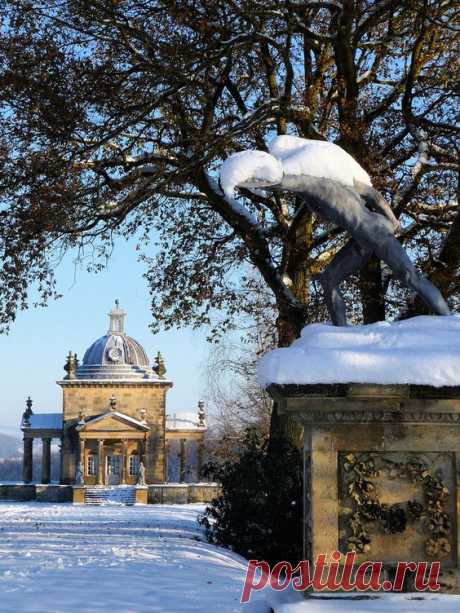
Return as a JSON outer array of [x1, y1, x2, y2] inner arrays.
[[393, 131, 430, 211]]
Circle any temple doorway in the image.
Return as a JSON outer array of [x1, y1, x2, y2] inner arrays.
[[106, 454, 121, 485]]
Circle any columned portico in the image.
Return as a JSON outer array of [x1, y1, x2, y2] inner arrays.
[[165, 414, 207, 483], [75, 409, 150, 486], [21, 399, 63, 484]]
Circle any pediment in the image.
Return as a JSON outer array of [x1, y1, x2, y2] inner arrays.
[[77, 411, 150, 432]]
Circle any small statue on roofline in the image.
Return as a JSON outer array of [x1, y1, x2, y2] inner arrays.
[[219, 135, 450, 326]]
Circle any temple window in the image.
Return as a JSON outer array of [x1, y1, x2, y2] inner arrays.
[[129, 454, 139, 476], [87, 454, 97, 476]]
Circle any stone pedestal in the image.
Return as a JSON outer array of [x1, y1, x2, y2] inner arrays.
[[72, 486, 85, 504], [269, 383, 460, 592], [134, 486, 148, 505]]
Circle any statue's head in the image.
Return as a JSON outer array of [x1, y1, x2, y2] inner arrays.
[[219, 150, 283, 199]]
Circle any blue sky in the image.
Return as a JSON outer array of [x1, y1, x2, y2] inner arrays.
[[0, 237, 211, 436]]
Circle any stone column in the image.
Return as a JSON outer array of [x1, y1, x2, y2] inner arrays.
[[23, 438, 33, 484], [136, 439, 143, 468], [97, 439, 104, 485], [58, 439, 64, 484], [121, 439, 128, 484], [41, 438, 51, 484], [179, 438, 186, 483], [196, 439, 204, 482], [165, 440, 170, 482], [79, 438, 86, 485]]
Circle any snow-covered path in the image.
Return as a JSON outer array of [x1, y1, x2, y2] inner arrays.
[[0, 502, 266, 613]]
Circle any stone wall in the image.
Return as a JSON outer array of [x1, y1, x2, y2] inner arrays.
[[0, 484, 218, 504], [148, 484, 220, 505], [0, 484, 73, 502]]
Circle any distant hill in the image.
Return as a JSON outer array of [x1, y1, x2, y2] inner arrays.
[[0, 433, 21, 460]]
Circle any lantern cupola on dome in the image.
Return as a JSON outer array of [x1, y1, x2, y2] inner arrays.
[[73, 301, 164, 381]]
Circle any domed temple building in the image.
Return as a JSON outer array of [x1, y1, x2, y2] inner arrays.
[[20, 303, 211, 504]]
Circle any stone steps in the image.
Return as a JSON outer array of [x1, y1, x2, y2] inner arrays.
[[84, 486, 136, 505]]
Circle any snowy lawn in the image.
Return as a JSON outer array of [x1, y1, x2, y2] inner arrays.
[[0, 502, 268, 613], [270, 591, 460, 613], [0, 502, 459, 613]]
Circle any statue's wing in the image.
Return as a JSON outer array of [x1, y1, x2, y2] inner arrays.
[[269, 135, 372, 190]]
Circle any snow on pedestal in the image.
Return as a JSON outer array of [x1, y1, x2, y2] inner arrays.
[[257, 315, 460, 388]]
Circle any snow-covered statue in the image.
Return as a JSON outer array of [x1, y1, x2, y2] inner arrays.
[[137, 461, 146, 486], [219, 136, 450, 326], [75, 461, 84, 486]]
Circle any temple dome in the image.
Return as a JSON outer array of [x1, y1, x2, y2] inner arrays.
[[82, 333, 149, 367], [75, 302, 160, 381]]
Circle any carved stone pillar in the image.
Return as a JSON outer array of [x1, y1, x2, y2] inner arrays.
[[121, 440, 128, 484], [269, 383, 460, 593], [23, 438, 33, 484], [179, 438, 186, 483], [41, 438, 51, 484], [97, 439, 104, 485], [196, 439, 204, 482], [79, 438, 85, 485], [165, 440, 170, 482]]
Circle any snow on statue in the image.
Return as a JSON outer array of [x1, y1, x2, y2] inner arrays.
[[219, 135, 450, 326]]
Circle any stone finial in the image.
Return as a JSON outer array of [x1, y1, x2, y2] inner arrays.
[[78, 411, 86, 427], [22, 397, 33, 427], [64, 351, 78, 380], [139, 408, 147, 423], [197, 400, 206, 428], [154, 351, 166, 378], [109, 395, 117, 411]]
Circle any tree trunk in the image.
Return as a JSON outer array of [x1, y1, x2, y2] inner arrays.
[[359, 255, 386, 323], [269, 211, 314, 447]]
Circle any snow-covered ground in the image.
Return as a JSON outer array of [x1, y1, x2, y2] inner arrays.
[[0, 502, 459, 612], [272, 592, 460, 612], [0, 502, 268, 613]]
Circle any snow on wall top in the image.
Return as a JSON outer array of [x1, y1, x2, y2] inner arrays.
[[257, 315, 460, 388], [219, 135, 371, 199], [26, 414, 63, 430], [166, 412, 204, 431]]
